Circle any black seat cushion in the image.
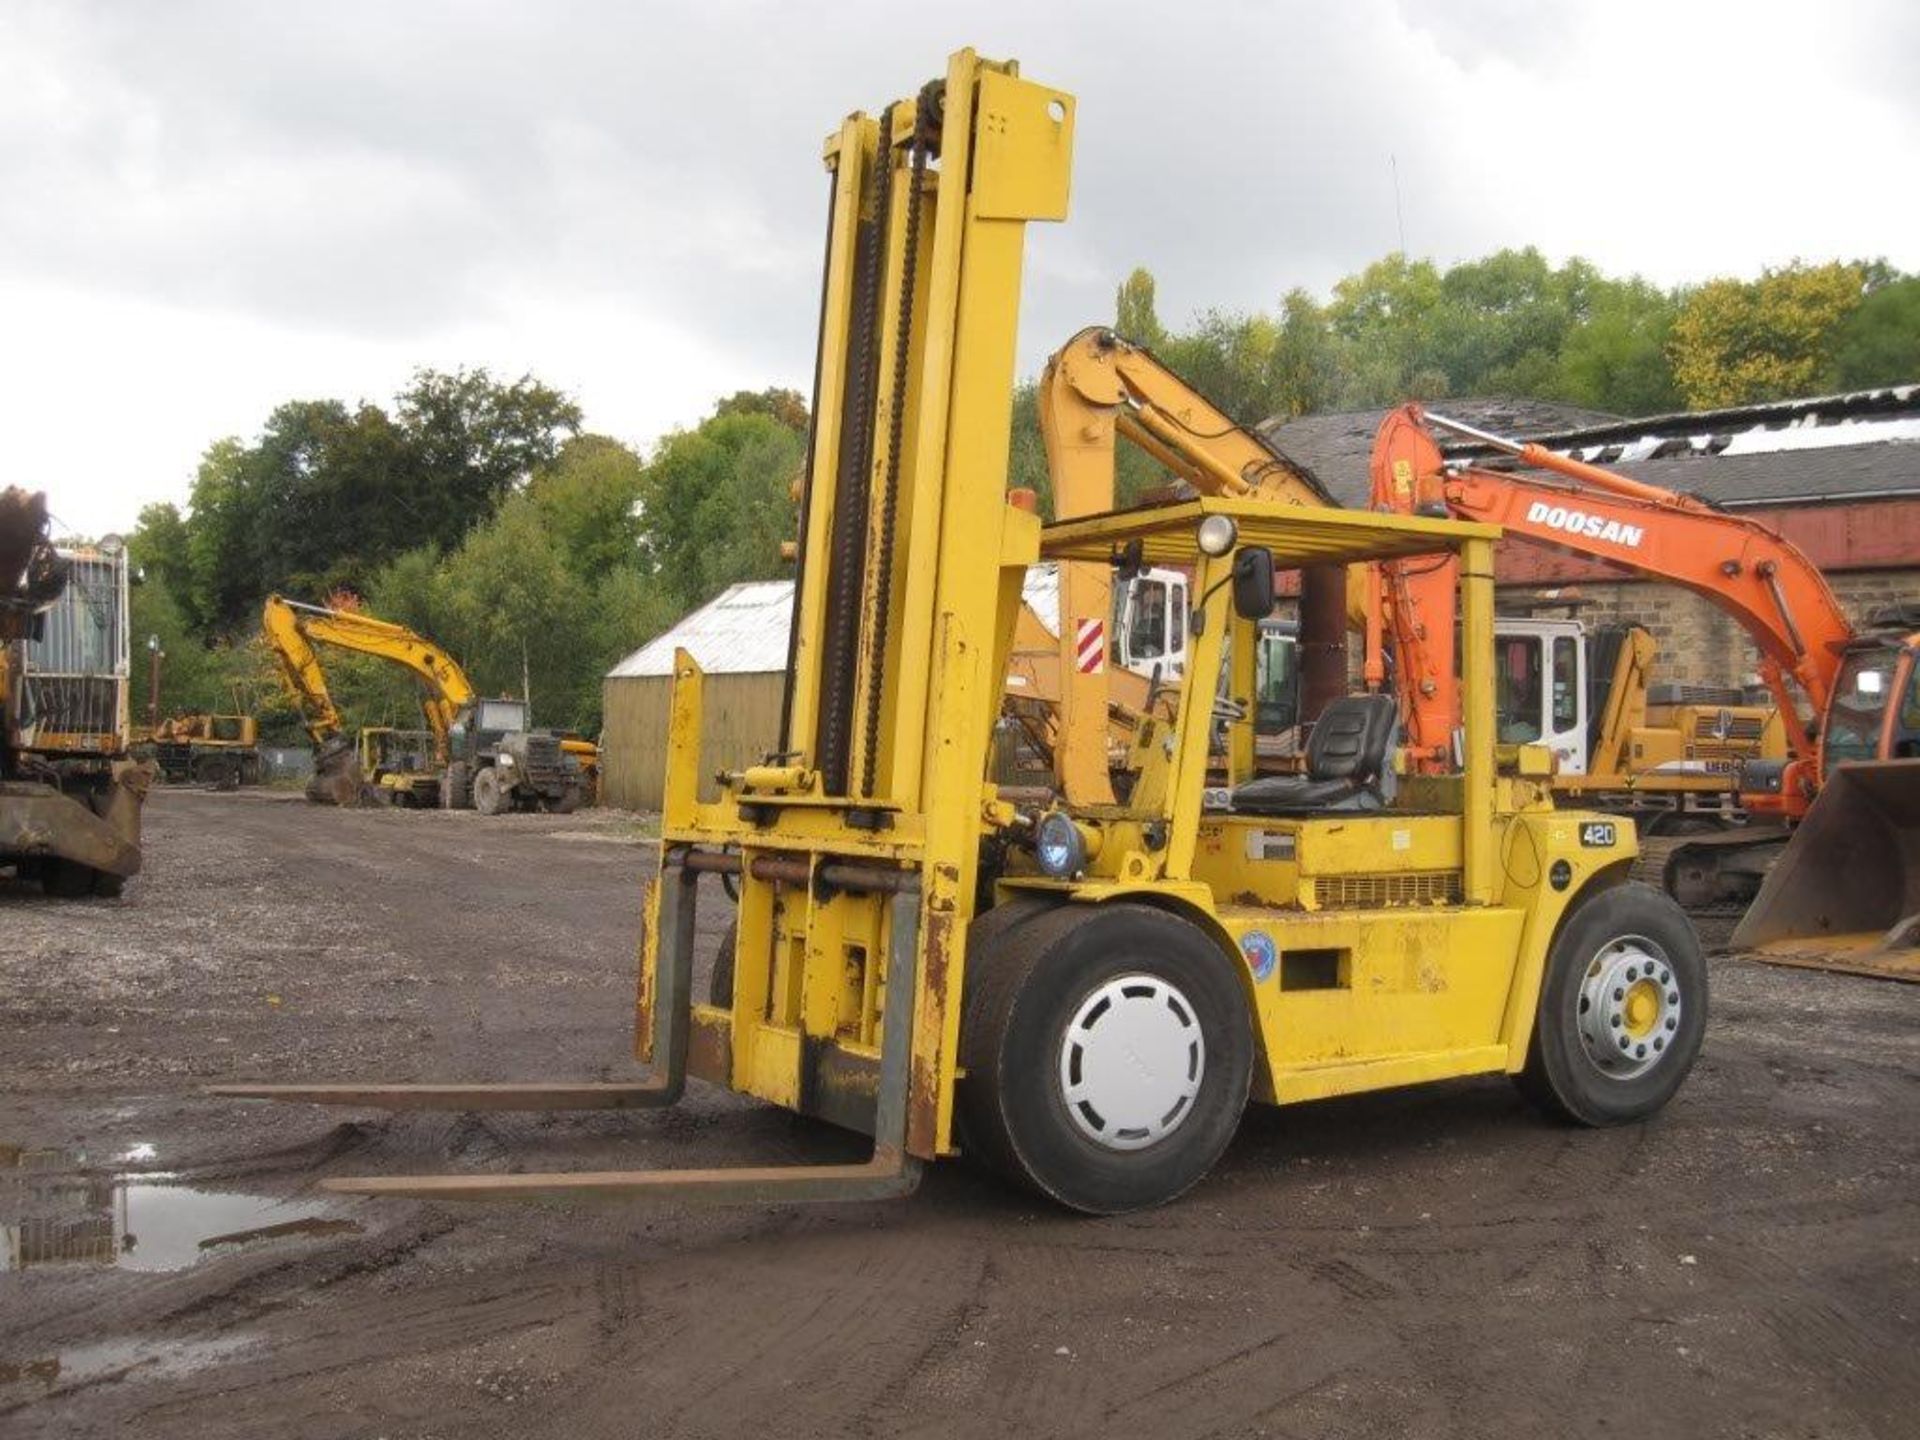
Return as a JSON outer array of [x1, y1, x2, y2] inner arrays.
[[1231, 694, 1399, 816]]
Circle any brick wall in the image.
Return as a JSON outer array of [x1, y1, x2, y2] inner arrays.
[[1496, 569, 1920, 689]]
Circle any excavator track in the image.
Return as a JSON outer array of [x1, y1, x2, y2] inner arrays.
[[1633, 826, 1788, 912]]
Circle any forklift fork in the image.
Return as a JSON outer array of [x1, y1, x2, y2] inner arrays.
[[211, 853, 924, 1203]]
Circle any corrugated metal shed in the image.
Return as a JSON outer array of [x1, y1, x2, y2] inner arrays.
[[608, 581, 795, 678], [607, 570, 1067, 683], [601, 570, 1069, 811]]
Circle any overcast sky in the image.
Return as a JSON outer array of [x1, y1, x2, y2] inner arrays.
[[8, 0, 1917, 538]]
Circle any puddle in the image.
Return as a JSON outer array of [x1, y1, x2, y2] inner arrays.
[[1, 1144, 361, 1273], [0, 1334, 259, 1393]]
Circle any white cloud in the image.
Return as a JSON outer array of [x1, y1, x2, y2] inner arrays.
[[4, 0, 1915, 537]]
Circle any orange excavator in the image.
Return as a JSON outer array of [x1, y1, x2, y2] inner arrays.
[[1371, 405, 1920, 967]]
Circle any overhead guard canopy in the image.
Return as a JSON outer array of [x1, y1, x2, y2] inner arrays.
[[1039, 496, 1499, 570]]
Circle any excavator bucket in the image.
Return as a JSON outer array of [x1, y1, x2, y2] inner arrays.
[[305, 735, 365, 807], [0, 487, 68, 640], [1731, 759, 1920, 981]]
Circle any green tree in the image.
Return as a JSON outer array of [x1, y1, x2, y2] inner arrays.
[[1668, 261, 1865, 407], [1264, 288, 1344, 420], [639, 410, 802, 608], [712, 387, 809, 434], [526, 434, 648, 581], [1005, 381, 1051, 513], [1325, 253, 1449, 405], [1826, 275, 1920, 390], [395, 367, 583, 544], [1114, 267, 1165, 347], [435, 493, 591, 720], [1555, 277, 1682, 415]]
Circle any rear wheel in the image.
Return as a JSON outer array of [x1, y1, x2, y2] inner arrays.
[[708, 921, 738, 1007], [472, 766, 508, 816], [958, 903, 1253, 1215], [1517, 882, 1706, 1125], [441, 761, 473, 811]]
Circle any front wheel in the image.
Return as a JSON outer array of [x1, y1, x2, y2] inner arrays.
[[471, 766, 508, 817], [958, 903, 1253, 1215], [1517, 882, 1707, 1126]]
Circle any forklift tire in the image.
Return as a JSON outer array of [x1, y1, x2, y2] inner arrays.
[[1516, 882, 1706, 1127], [708, 921, 737, 1008], [472, 766, 508, 817], [441, 761, 473, 811], [549, 784, 582, 815], [957, 903, 1253, 1215], [42, 860, 96, 899]]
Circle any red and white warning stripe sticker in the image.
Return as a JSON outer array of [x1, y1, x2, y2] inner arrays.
[[1074, 617, 1106, 675]]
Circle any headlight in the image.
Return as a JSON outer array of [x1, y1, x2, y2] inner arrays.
[[1197, 514, 1238, 556], [1034, 811, 1086, 878], [497, 754, 514, 768]]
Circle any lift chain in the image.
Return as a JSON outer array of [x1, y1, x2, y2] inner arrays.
[[857, 84, 938, 798], [815, 106, 896, 794]]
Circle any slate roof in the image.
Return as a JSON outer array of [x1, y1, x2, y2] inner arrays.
[[1258, 385, 1920, 511], [1257, 398, 1620, 507]]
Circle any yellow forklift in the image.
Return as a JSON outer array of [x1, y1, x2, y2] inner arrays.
[[220, 49, 1704, 1212]]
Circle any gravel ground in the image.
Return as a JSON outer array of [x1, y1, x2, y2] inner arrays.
[[1, 788, 1916, 1439]]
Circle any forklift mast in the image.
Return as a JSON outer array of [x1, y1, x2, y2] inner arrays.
[[695, 48, 1077, 1162], [217, 50, 1080, 1203]]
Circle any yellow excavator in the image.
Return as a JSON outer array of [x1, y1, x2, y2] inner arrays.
[[260, 596, 596, 814], [0, 490, 149, 896]]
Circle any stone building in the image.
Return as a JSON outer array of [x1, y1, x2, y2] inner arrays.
[[1261, 386, 1920, 689]]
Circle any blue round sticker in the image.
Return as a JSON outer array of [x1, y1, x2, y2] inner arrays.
[[1240, 930, 1278, 983]]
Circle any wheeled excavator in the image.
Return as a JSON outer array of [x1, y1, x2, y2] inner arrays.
[[260, 596, 593, 814], [0, 489, 148, 896], [220, 47, 1706, 1214], [1373, 405, 1920, 970]]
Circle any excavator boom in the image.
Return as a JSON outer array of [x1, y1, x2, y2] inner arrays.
[[1038, 328, 1330, 800]]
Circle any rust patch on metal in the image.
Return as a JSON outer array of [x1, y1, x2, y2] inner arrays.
[[634, 877, 658, 1062], [808, 1040, 882, 1135], [907, 900, 955, 1157], [687, 1008, 732, 1084]]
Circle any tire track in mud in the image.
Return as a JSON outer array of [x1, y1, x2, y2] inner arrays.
[[8, 797, 1920, 1440], [539, 1222, 992, 1440]]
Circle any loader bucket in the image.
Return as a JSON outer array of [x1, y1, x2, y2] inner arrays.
[[1731, 760, 1920, 978], [305, 737, 365, 807]]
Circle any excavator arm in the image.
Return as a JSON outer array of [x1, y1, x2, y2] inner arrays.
[[1038, 328, 1331, 799], [1372, 404, 1858, 777], [261, 596, 476, 751], [260, 595, 347, 747]]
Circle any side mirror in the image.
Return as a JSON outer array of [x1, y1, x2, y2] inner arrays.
[[1232, 548, 1276, 619]]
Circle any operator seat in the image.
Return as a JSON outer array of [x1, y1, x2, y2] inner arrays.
[[1232, 694, 1399, 815]]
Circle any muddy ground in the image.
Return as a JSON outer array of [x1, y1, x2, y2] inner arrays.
[[2, 789, 1916, 1439]]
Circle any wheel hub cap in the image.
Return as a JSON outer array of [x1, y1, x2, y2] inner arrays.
[[1058, 975, 1205, 1150], [1577, 936, 1681, 1081]]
